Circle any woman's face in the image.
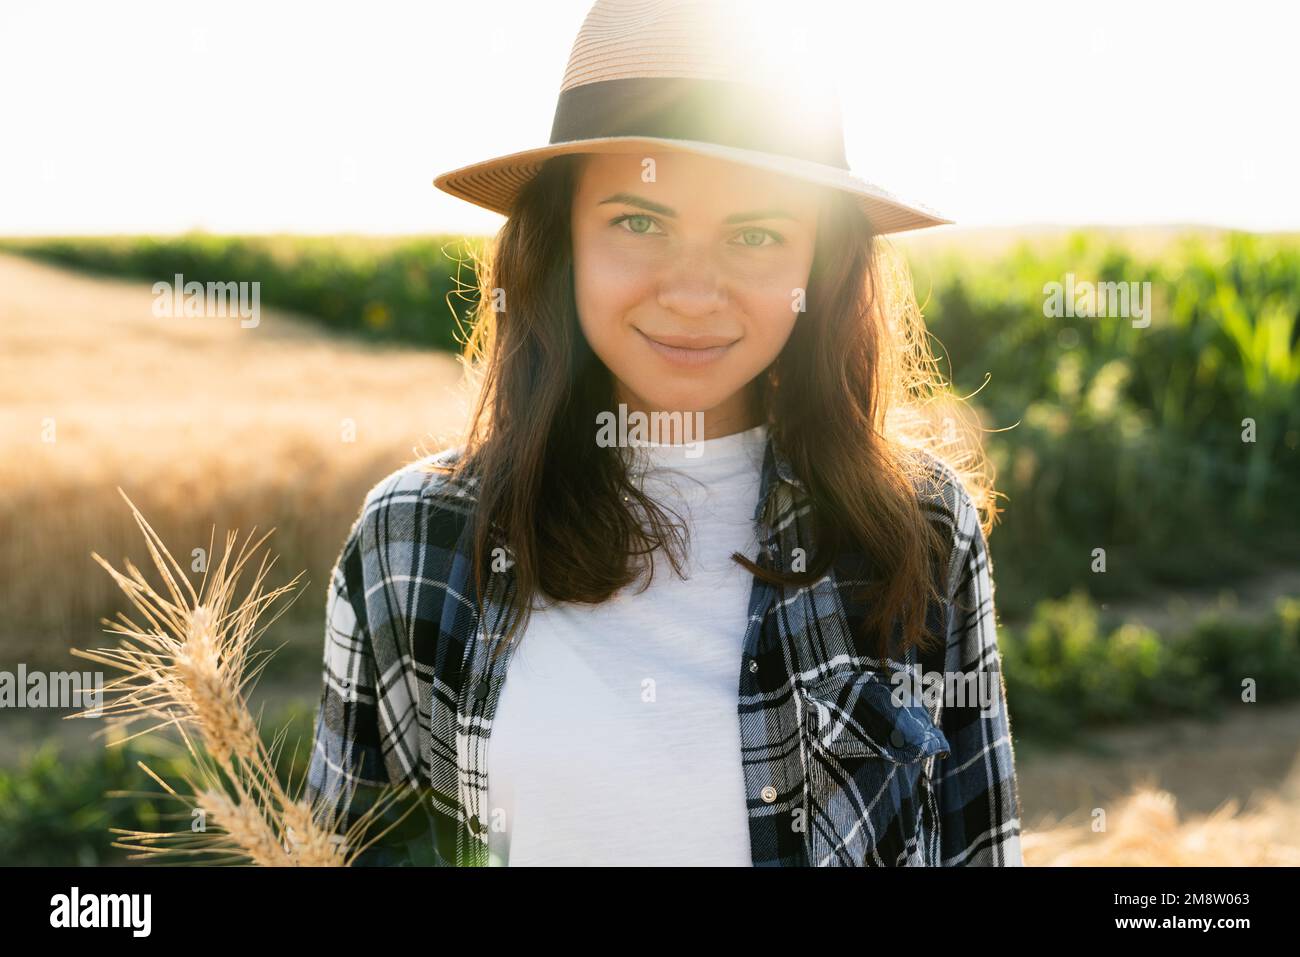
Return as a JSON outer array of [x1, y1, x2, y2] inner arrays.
[[571, 150, 821, 438]]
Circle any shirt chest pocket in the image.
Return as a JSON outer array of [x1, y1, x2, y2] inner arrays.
[[797, 667, 951, 867]]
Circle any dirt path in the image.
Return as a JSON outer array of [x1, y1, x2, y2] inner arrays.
[[1016, 700, 1300, 828]]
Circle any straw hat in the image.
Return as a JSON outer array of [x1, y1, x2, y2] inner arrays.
[[432, 0, 951, 234]]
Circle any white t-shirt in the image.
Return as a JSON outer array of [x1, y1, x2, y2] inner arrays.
[[485, 423, 768, 866]]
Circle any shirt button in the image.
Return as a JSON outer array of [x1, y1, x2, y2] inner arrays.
[[760, 786, 777, 804], [748, 659, 759, 674], [468, 814, 482, 834], [474, 678, 490, 701]]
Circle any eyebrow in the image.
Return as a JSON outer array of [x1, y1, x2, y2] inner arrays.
[[597, 192, 799, 223]]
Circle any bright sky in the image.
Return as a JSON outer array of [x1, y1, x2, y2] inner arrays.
[[1, 0, 1295, 236]]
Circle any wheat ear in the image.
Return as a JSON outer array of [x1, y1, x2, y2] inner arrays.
[[70, 490, 419, 866]]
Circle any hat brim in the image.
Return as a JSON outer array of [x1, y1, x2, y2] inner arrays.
[[432, 136, 952, 235]]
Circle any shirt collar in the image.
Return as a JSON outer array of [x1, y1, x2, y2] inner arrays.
[[755, 428, 807, 524], [770, 430, 806, 490]]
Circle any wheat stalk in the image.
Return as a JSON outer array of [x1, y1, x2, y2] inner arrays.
[[69, 489, 417, 866]]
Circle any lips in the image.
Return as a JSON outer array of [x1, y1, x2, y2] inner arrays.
[[635, 328, 739, 367]]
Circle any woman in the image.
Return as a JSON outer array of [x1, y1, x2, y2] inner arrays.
[[308, 0, 1023, 867]]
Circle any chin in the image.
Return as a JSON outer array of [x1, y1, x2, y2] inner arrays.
[[624, 382, 730, 415]]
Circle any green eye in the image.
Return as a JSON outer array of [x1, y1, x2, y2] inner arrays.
[[613, 214, 661, 235], [735, 228, 780, 247]]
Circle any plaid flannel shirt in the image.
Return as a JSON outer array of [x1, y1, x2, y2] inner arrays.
[[306, 435, 1024, 866]]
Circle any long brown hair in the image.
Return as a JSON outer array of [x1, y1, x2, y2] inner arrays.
[[439, 152, 996, 664]]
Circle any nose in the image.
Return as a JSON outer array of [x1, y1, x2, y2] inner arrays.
[[656, 245, 727, 318]]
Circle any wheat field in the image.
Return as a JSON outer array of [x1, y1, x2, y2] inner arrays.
[[0, 252, 470, 664]]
